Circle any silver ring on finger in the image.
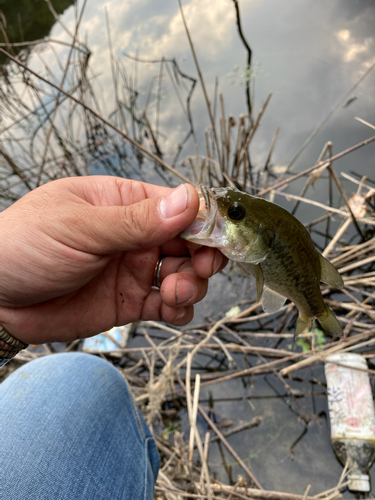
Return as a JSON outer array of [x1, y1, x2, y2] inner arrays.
[[153, 255, 165, 288]]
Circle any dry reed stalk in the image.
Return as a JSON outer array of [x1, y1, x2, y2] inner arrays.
[[279, 329, 375, 376], [175, 299, 290, 372], [271, 190, 375, 226], [177, 316, 229, 370], [204, 483, 320, 500], [199, 351, 302, 387], [199, 432, 211, 492], [36, 0, 88, 186], [157, 471, 184, 500], [322, 218, 351, 257], [144, 333, 181, 426], [302, 485, 312, 500], [0, 48, 192, 186], [258, 134, 375, 197], [325, 299, 374, 321], [223, 304, 290, 324], [155, 485, 222, 500], [212, 335, 237, 369], [338, 316, 375, 331], [287, 58, 375, 172], [314, 462, 349, 499], [98, 342, 292, 360], [190, 374, 213, 500], [209, 416, 262, 443], [186, 352, 195, 464], [138, 326, 263, 488], [236, 93, 272, 188], [341, 172, 375, 199], [177, 0, 221, 168], [196, 403, 263, 489], [327, 163, 365, 239], [338, 254, 375, 273], [331, 239, 375, 271], [262, 126, 279, 188], [291, 141, 331, 216]]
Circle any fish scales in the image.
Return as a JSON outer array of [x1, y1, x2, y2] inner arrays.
[[247, 196, 323, 316], [181, 185, 344, 337]]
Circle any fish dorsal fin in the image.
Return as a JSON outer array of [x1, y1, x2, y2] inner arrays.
[[237, 262, 264, 302], [262, 286, 287, 314], [319, 254, 344, 289]]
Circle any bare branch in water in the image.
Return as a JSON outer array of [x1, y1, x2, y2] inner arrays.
[[232, 0, 253, 117]]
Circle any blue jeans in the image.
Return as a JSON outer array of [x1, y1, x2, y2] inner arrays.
[[0, 352, 160, 499]]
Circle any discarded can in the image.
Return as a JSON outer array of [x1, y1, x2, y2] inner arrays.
[[325, 353, 375, 492]]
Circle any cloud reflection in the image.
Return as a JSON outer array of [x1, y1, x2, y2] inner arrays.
[[336, 28, 371, 63], [7, 0, 375, 209]]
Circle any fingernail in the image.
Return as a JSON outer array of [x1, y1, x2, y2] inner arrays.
[[175, 308, 186, 320], [176, 279, 196, 305], [213, 252, 222, 274], [159, 184, 188, 219]]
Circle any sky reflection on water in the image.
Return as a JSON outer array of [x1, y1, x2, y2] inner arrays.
[[4, 0, 375, 208], [39, 0, 375, 193]]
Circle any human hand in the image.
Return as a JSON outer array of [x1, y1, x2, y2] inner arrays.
[[0, 176, 227, 344]]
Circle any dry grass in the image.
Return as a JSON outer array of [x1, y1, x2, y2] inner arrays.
[[1, 1, 375, 498]]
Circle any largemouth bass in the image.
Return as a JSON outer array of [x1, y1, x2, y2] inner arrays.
[[181, 185, 344, 337]]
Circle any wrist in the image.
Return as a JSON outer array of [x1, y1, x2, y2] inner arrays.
[[0, 326, 29, 367]]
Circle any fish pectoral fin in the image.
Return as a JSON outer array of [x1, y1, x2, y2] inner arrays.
[[319, 254, 344, 289], [237, 263, 264, 302], [261, 286, 286, 314]]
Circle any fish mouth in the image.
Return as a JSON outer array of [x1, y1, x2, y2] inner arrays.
[[180, 185, 223, 245]]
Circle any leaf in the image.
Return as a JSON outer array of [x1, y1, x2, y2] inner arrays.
[[296, 328, 326, 353], [296, 338, 311, 352], [225, 305, 241, 317]]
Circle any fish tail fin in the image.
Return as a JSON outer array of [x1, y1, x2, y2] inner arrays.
[[317, 306, 342, 337], [295, 314, 314, 338]]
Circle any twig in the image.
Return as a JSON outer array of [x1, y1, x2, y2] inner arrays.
[[327, 163, 365, 240], [279, 329, 375, 376], [287, 59, 375, 171], [258, 133, 375, 197], [0, 48, 191, 184], [232, 0, 252, 116], [178, 0, 221, 167], [210, 416, 263, 442], [205, 483, 317, 500]]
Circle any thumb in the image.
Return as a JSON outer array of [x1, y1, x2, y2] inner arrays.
[[73, 184, 199, 253]]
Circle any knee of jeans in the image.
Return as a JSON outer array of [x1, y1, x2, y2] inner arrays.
[[3, 352, 132, 414], [3, 352, 157, 447], [11, 351, 121, 384], [9, 352, 152, 438]]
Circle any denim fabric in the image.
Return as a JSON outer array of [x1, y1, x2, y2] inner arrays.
[[0, 352, 160, 499]]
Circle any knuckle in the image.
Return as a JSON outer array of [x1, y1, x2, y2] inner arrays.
[[123, 204, 148, 237], [129, 208, 144, 233]]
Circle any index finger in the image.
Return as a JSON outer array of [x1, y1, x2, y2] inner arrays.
[[69, 176, 181, 207]]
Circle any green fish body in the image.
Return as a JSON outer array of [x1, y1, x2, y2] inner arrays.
[[181, 185, 343, 337]]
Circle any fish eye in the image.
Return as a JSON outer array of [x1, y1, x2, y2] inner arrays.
[[227, 202, 246, 222]]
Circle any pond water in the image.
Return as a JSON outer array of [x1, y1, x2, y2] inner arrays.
[[2, 0, 375, 208], [2, 0, 375, 497]]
